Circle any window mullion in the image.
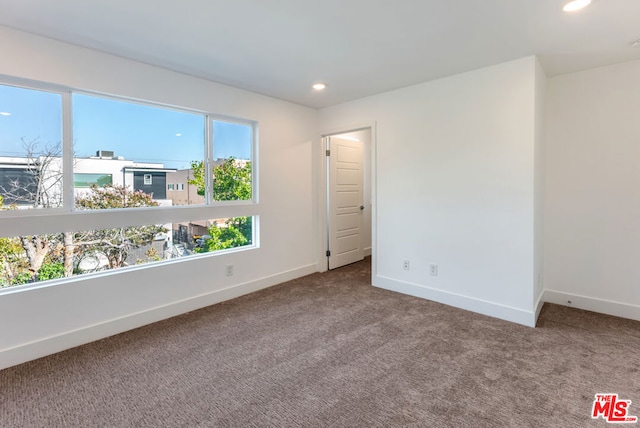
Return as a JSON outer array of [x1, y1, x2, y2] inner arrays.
[[62, 91, 74, 212], [205, 115, 214, 205], [252, 123, 258, 204]]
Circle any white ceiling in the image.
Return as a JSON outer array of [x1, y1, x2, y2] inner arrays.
[[1, 0, 639, 108]]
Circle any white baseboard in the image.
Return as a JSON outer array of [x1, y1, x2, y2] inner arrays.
[[374, 275, 537, 327], [543, 289, 640, 322], [534, 290, 545, 325], [0, 264, 318, 371], [364, 247, 372, 257]]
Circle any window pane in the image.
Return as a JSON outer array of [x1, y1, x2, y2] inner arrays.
[[212, 120, 252, 201], [0, 217, 255, 289], [171, 216, 254, 254], [0, 223, 168, 287], [72, 94, 205, 208], [0, 84, 63, 209]]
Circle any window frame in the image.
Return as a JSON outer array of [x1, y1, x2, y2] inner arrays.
[[0, 74, 260, 290]]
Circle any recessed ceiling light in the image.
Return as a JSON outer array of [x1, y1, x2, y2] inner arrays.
[[0, 112, 10, 116], [632, 39, 640, 48], [563, 0, 591, 12], [312, 83, 326, 91]]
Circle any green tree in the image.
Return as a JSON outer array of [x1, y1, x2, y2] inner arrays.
[[212, 158, 252, 201], [188, 158, 252, 201], [0, 195, 31, 287], [0, 235, 29, 287], [187, 158, 253, 251], [200, 221, 248, 252], [37, 262, 65, 281], [74, 185, 167, 269], [189, 160, 206, 196]]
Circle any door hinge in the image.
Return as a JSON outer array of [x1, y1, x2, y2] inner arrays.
[[326, 149, 330, 156], [326, 250, 331, 257]]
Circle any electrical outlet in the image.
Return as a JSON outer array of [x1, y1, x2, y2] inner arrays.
[[403, 260, 410, 271], [226, 264, 234, 277], [429, 263, 438, 276]]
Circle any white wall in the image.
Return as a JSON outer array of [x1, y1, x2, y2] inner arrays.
[[544, 59, 640, 321], [533, 59, 546, 318], [0, 26, 318, 369], [320, 57, 542, 326]]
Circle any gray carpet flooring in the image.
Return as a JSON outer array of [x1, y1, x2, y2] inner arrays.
[[1, 258, 639, 427]]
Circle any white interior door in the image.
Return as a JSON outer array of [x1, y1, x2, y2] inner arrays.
[[328, 136, 364, 270]]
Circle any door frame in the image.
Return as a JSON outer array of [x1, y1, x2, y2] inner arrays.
[[317, 122, 377, 275]]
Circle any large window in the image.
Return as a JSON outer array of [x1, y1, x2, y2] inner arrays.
[[0, 81, 258, 290]]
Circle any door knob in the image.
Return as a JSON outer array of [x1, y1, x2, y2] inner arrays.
[[360, 205, 365, 210]]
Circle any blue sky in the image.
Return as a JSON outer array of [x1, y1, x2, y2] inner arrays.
[[0, 85, 252, 170], [0, 84, 62, 154]]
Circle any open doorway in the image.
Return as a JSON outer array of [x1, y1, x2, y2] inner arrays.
[[324, 128, 372, 270]]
